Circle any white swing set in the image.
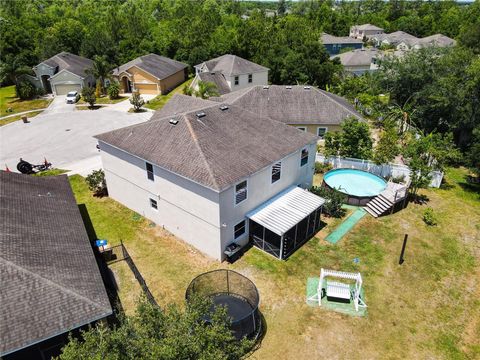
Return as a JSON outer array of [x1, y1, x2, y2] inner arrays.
[[308, 268, 367, 312]]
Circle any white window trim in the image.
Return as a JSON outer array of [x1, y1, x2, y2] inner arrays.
[[300, 147, 309, 167], [317, 127, 328, 139], [233, 219, 247, 239], [271, 161, 281, 184], [149, 197, 158, 211], [146, 162, 154, 182], [234, 76, 239, 86], [248, 73, 253, 83], [234, 179, 248, 206]]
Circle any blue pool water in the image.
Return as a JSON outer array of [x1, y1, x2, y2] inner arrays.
[[324, 169, 387, 197]]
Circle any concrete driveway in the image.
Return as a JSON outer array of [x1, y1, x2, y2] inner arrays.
[[42, 95, 76, 115], [0, 107, 151, 175]]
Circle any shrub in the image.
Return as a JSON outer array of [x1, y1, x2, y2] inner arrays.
[[81, 87, 96, 108], [85, 169, 107, 196], [95, 80, 102, 98], [107, 82, 120, 99], [16, 80, 36, 99], [391, 174, 406, 184], [130, 92, 145, 112], [310, 186, 346, 218], [314, 162, 332, 174], [422, 207, 437, 226]]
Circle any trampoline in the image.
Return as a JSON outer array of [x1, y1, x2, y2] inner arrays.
[[185, 269, 261, 340]]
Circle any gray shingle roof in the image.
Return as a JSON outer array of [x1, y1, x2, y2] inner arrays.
[[41, 52, 94, 78], [198, 72, 231, 94], [0, 172, 112, 356], [112, 54, 188, 80], [213, 85, 363, 125], [321, 33, 363, 45], [95, 104, 316, 191], [415, 34, 456, 48], [154, 94, 217, 119], [353, 24, 384, 31], [332, 48, 379, 67], [196, 54, 269, 76], [371, 31, 418, 45]]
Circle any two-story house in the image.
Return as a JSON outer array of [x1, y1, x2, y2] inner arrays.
[[191, 54, 269, 95], [321, 33, 363, 55], [95, 98, 324, 261], [349, 24, 384, 40]]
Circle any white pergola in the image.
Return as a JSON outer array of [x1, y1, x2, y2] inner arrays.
[[309, 268, 367, 312]]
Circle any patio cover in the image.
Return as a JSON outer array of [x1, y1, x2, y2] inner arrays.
[[247, 186, 325, 236]]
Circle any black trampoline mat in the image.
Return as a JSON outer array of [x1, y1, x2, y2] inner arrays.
[[210, 294, 253, 321]]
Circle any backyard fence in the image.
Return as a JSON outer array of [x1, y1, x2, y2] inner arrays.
[[316, 153, 443, 188], [105, 242, 158, 307]]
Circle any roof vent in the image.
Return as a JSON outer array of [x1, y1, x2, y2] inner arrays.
[[304, 86, 311, 90], [196, 111, 206, 118], [219, 105, 229, 111], [285, 86, 292, 89], [263, 85, 269, 90], [169, 118, 179, 125]]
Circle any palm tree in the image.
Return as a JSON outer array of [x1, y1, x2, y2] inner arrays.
[[194, 81, 219, 99], [86, 55, 112, 95]]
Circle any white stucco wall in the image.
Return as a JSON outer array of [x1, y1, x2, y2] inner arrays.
[[98, 142, 223, 260], [217, 142, 317, 253], [226, 71, 269, 92]]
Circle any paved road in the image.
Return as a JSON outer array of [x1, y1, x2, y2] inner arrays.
[[0, 106, 151, 174]]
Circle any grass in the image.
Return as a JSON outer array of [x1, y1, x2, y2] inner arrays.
[[33, 168, 68, 177], [0, 110, 43, 126], [69, 168, 480, 359], [144, 78, 193, 111], [0, 85, 52, 116]]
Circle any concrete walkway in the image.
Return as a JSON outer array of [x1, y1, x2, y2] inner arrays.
[[325, 208, 367, 244], [0, 108, 47, 120]]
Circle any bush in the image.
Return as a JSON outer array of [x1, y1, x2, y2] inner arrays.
[[314, 162, 332, 174], [130, 92, 145, 112], [107, 82, 120, 99], [310, 186, 346, 218], [391, 174, 406, 184], [422, 207, 437, 226], [85, 169, 107, 196], [81, 87, 96, 108], [16, 80, 36, 99]]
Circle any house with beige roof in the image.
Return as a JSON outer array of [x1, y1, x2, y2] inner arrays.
[[191, 54, 269, 94], [95, 98, 324, 261], [112, 53, 188, 95]]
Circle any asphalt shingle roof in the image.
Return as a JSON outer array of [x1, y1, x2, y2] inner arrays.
[[198, 72, 231, 94], [321, 33, 363, 45], [95, 103, 316, 191], [112, 54, 188, 80], [154, 94, 217, 119], [214, 85, 363, 125], [196, 54, 269, 76], [0, 172, 112, 356], [332, 48, 379, 67], [41, 52, 94, 78]]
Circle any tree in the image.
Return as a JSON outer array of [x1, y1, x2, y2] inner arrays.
[[81, 87, 96, 108], [183, 84, 193, 96], [15, 80, 36, 100], [85, 169, 107, 196], [130, 92, 145, 112], [373, 121, 399, 164], [58, 296, 253, 360], [86, 55, 112, 95], [107, 82, 120, 100], [324, 118, 373, 159], [310, 185, 346, 218], [194, 81, 219, 99]]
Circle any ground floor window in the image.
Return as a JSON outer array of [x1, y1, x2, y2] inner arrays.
[[234, 220, 246, 239], [149, 198, 158, 210]]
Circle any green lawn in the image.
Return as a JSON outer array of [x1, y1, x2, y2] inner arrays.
[[0, 110, 43, 126], [0, 85, 52, 117], [69, 168, 480, 359], [144, 79, 192, 111]]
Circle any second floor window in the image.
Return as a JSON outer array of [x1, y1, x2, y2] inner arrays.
[[248, 74, 253, 83], [146, 162, 154, 181], [271, 161, 281, 183], [234, 76, 239, 85], [235, 180, 247, 205], [300, 148, 309, 167]]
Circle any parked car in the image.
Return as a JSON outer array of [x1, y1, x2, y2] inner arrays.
[[66, 91, 80, 104]]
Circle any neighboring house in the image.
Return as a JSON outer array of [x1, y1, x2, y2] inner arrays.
[[22, 52, 95, 95], [0, 172, 112, 360], [112, 54, 188, 95], [370, 31, 418, 48], [95, 99, 324, 261], [191, 54, 269, 94], [349, 24, 384, 39], [321, 33, 363, 55], [332, 48, 381, 75], [401, 33, 457, 50]]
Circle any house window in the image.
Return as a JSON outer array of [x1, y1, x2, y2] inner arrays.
[[300, 148, 309, 167], [297, 127, 306, 132], [248, 74, 253, 83], [234, 76, 239, 85], [235, 180, 247, 205], [317, 127, 327, 139], [271, 161, 281, 183], [234, 220, 246, 239], [146, 162, 154, 181], [149, 198, 158, 210]]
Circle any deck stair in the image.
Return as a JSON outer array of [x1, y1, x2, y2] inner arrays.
[[364, 182, 408, 218]]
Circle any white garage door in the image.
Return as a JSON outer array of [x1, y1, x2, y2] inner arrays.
[[54, 84, 81, 95]]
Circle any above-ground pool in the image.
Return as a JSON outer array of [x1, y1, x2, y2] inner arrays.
[[323, 168, 387, 206]]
